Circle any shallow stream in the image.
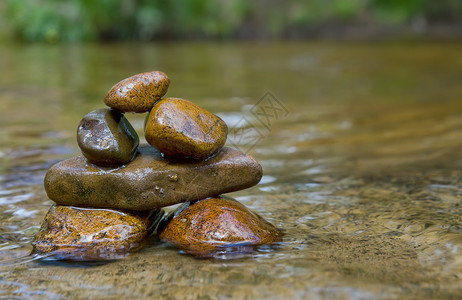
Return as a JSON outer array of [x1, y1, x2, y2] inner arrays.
[[1, 41, 462, 299]]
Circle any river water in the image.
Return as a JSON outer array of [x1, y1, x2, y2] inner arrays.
[[1, 41, 462, 299]]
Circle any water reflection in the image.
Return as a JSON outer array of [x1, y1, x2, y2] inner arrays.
[[1, 41, 462, 298]]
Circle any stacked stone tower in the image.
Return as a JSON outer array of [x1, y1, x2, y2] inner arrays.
[[32, 71, 281, 260]]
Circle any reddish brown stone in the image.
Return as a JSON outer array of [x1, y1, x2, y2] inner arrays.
[[158, 197, 282, 257], [104, 71, 170, 113], [32, 205, 157, 261], [145, 97, 228, 160]]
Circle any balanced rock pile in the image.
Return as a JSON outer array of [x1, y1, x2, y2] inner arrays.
[[32, 71, 281, 260]]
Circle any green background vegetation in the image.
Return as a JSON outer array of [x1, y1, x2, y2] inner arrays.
[[1, 0, 462, 43]]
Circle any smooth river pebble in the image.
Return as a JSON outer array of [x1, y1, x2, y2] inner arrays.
[[145, 97, 228, 160], [104, 71, 170, 113], [77, 108, 139, 167]]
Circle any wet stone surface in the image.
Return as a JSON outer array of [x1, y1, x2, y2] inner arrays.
[[145, 97, 228, 160], [44, 145, 262, 210], [104, 71, 170, 113], [158, 196, 282, 257], [32, 205, 158, 261], [77, 108, 139, 167]]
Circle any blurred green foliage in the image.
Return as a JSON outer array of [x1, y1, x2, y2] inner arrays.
[[372, 0, 462, 23], [2, 0, 462, 43]]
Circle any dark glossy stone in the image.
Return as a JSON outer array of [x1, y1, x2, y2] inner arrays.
[[77, 108, 139, 167], [158, 196, 282, 257], [145, 97, 228, 160], [32, 205, 158, 261], [104, 71, 170, 113], [44, 145, 262, 210]]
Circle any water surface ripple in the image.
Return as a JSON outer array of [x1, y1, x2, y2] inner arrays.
[[1, 42, 462, 299]]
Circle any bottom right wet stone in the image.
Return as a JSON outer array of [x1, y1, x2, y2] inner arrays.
[[158, 196, 282, 258]]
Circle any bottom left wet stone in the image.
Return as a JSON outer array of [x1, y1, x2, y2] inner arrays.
[[32, 205, 159, 261]]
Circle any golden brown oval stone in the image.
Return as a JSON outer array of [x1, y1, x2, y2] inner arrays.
[[145, 97, 228, 160], [32, 205, 157, 261], [44, 145, 262, 210], [104, 71, 170, 113], [158, 197, 282, 257]]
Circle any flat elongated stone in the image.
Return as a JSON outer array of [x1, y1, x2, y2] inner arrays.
[[145, 97, 228, 160], [32, 205, 157, 261], [158, 196, 282, 257], [104, 71, 170, 113], [77, 108, 139, 167], [44, 145, 262, 210]]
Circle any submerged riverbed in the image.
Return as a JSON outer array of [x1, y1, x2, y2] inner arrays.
[[1, 41, 462, 299]]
